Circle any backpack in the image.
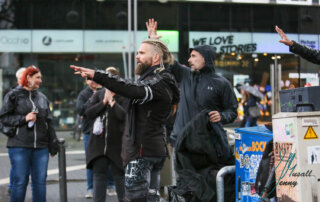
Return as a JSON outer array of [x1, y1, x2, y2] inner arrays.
[[0, 89, 19, 137]]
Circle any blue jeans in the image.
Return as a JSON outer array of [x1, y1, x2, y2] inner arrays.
[[245, 119, 258, 127], [9, 167, 14, 190], [84, 133, 93, 191], [8, 147, 49, 202], [107, 165, 115, 189]]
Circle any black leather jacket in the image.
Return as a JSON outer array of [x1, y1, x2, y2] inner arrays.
[[92, 66, 179, 166], [0, 86, 58, 155], [290, 40, 320, 64]]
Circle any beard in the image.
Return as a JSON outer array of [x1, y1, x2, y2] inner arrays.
[[135, 62, 151, 75]]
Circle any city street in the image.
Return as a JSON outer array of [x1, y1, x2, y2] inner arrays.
[[0, 132, 118, 202]]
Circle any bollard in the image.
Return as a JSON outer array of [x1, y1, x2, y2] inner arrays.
[[216, 165, 235, 202], [58, 138, 68, 202]]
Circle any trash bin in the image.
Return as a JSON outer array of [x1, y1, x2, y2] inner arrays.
[[234, 126, 273, 202], [272, 111, 320, 202]]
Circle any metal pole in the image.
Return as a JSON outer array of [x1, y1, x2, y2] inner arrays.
[[122, 47, 128, 79], [58, 138, 68, 202], [133, 0, 138, 81], [128, 0, 132, 79], [277, 63, 282, 113], [216, 165, 236, 202], [270, 64, 275, 116]]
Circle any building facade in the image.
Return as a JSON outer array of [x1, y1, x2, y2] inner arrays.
[[1, 0, 320, 129]]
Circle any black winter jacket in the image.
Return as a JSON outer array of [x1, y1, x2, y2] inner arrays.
[[0, 86, 58, 155], [170, 45, 238, 145], [92, 65, 179, 166], [76, 86, 95, 134], [85, 89, 127, 170], [174, 111, 234, 202], [290, 40, 320, 64]]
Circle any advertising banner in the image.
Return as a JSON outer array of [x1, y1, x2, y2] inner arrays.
[[189, 31, 318, 54], [84, 30, 179, 53], [276, 0, 313, 5], [32, 30, 83, 52], [0, 30, 31, 52], [232, 0, 269, 3]]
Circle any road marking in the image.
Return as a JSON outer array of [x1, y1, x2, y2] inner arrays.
[[0, 164, 86, 185], [0, 150, 85, 157]]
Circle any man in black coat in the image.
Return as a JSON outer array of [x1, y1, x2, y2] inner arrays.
[[70, 38, 179, 202], [76, 79, 100, 198], [146, 19, 238, 147], [276, 25, 320, 64], [147, 19, 237, 200]]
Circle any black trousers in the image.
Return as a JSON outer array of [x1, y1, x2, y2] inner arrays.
[[92, 156, 125, 202], [124, 157, 166, 202]]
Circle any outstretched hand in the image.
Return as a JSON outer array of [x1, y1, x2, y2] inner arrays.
[[146, 18, 162, 40], [70, 65, 95, 79], [275, 26, 293, 46]]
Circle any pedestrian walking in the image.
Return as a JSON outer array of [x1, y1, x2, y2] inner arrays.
[[70, 37, 179, 202], [240, 87, 260, 127], [76, 79, 101, 199], [276, 25, 320, 64], [85, 67, 127, 202], [0, 65, 59, 202]]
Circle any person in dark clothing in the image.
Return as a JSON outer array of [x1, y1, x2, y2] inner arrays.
[[276, 25, 320, 64], [70, 38, 179, 202], [85, 67, 127, 202], [76, 79, 100, 199], [0, 66, 58, 202], [241, 89, 259, 127], [7, 67, 26, 195], [147, 19, 237, 198], [146, 19, 238, 146]]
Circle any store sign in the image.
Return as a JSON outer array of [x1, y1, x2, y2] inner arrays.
[[84, 31, 127, 53], [190, 31, 318, 54], [0, 30, 31, 52], [299, 34, 319, 50], [84, 30, 179, 53], [190, 32, 256, 54], [253, 33, 298, 54], [32, 30, 83, 52], [232, 0, 269, 3], [276, 0, 313, 5]]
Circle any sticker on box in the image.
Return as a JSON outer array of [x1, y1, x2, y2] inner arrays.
[[307, 146, 320, 164], [302, 118, 319, 127]]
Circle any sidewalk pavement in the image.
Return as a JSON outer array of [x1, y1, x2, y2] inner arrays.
[[0, 131, 118, 202], [0, 122, 268, 202]]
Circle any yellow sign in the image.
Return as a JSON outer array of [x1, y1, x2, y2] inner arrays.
[[304, 126, 318, 139]]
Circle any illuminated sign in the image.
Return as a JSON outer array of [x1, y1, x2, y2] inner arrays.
[[32, 30, 83, 52], [0, 30, 31, 52], [84, 30, 178, 53], [276, 0, 313, 5], [190, 31, 317, 54]]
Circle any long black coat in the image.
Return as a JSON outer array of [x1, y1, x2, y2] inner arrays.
[[0, 86, 58, 155], [76, 86, 95, 134], [173, 110, 234, 202], [92, 65, 179, 166], [85, 89, 127, 170], [290, 40, 320, 64], [169, 45, 238, 145]]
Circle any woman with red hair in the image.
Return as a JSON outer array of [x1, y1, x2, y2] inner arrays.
[[0, 65, 58, 202]]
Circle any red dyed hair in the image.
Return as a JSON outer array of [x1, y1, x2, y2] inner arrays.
[[20, 66, 41, 87]]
